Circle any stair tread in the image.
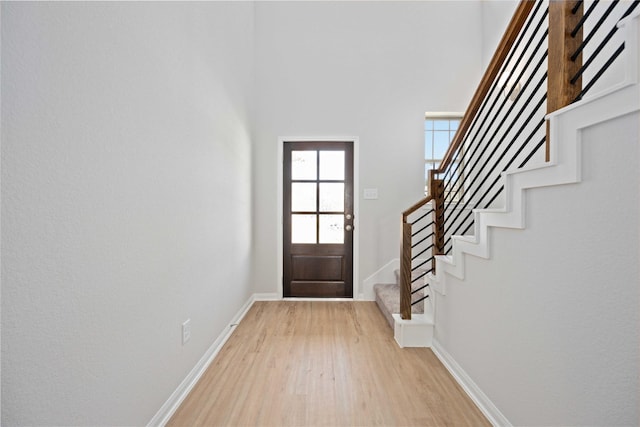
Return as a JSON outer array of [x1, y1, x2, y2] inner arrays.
[[373, 282, 426, 329]]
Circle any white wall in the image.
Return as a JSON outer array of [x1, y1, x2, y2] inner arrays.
[[434, 112, 639, 424], [0, 1, 558, 423], [252, 1, 484, 295], [1, 2, 254, 425], [481, 0, 519, 70]]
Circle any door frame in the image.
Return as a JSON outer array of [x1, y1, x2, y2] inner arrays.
[[277, 136, 360, 300]]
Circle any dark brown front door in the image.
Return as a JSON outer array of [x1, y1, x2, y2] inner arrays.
[[283, 141, 354, 298]]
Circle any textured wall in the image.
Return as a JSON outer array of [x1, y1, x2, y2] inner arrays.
[[1, 2, 254, 424], [434, 112, 640, 424]]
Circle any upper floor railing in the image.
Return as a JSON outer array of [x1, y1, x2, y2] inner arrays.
[[400, 0, 639, 320]]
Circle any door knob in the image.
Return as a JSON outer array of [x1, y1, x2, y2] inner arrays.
[[345, 214, 353, 220], [345, 225, 353, 231]]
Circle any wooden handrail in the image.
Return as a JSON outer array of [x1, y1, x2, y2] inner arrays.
[[401, 194, 433, 320], [399, 0, 587, 323], [437, 0, 535, 174], [400, 0, 535, 322], [402, 195, 434, 222], [402, 168, 440, 221], [400, 172, 443, 320]]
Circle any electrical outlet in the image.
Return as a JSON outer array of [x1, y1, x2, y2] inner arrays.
[[182, 319, 191, 345]]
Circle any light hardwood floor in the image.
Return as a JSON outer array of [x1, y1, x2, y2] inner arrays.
[[168, 301, 490, 426]]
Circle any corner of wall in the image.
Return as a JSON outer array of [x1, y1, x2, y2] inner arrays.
[[361, 259, 399, 300], [431, 340, 513, 427], [147, 294, 258, 427]]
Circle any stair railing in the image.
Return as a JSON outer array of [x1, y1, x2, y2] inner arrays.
[[400, 0, 637, 320], [399, 172, 444, 319]]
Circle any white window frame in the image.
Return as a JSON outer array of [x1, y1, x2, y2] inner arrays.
[[424, 112, 463, 196]]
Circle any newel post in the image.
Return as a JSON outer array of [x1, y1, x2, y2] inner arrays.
[[400, 220, 412, 320], [546, 0, 583, 161], [430, 170, 445, 272]]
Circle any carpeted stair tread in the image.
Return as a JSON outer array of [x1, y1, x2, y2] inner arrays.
[[374, 282, 425, 329], [373, 268, 430, 328]]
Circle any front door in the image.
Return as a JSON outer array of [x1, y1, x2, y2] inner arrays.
[[283, 141, 354, 298]]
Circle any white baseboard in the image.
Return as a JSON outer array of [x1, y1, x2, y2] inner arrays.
[[253, 292, 280, 301], [431, 339, 511, 427], [147, 295, 257, 427], [147, 295, 508, 426]]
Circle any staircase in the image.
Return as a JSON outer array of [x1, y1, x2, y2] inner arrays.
[[373, 269, 434, 348], [371, 1, 640, 354]]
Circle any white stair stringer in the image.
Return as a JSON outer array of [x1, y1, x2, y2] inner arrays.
[[435, 10, 640, 285]]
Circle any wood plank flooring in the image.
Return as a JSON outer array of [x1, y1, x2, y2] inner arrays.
[[168, 301, 490, 426]]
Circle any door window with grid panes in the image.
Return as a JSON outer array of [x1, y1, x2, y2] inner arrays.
[[424, 115, 461, 194]]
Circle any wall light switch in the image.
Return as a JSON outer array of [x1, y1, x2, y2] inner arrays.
[[182, 319, 191, 345], [364, 188, 378, 200]]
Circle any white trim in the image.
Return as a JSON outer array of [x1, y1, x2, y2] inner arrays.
[[277, 140, 284, 298], [146, 295, 256, 427], [253, 292, 280, 301], [282, 297, 355, 302], [424, 111, 464, 118], [431, 339, 512, 427], [147, 293, 367, 426], [277, 136, 360, 299]]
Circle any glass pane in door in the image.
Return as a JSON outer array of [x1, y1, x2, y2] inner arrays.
[[319, 151, 344, 180], [291, 183, 317, 212], [291, 151, 317, 180], [291, 214, 317, 244], [319, 183, 344, 212], [319, 214, 344, 244]]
